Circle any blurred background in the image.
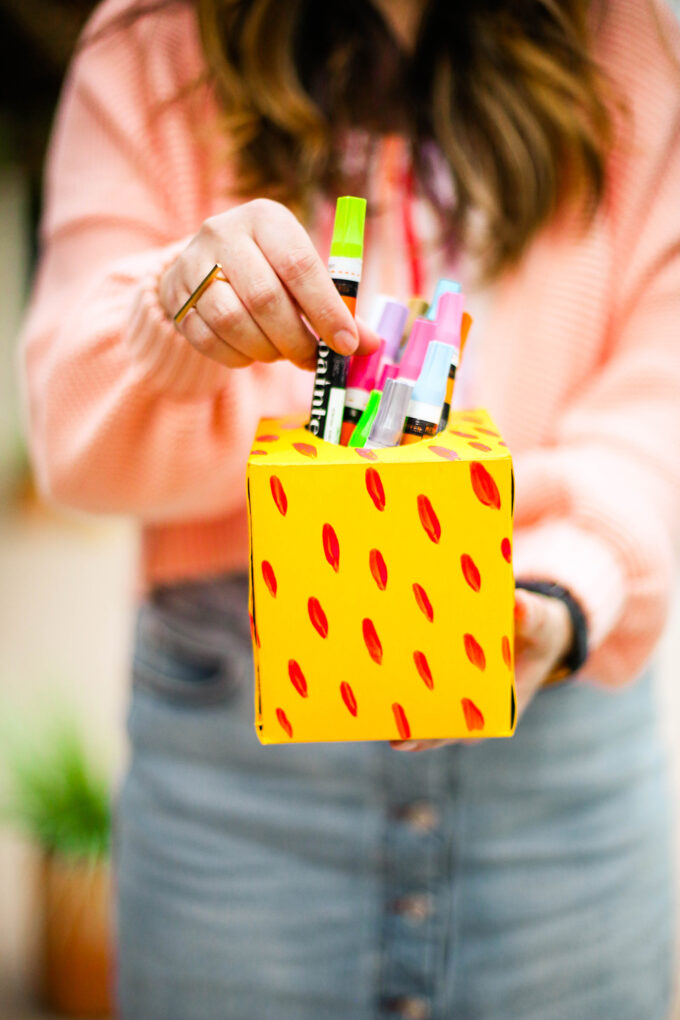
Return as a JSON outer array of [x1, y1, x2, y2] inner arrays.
[[0, 2, 679, 1017]]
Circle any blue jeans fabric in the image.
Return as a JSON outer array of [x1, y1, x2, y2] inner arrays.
[[113, 574, 675, 1020]]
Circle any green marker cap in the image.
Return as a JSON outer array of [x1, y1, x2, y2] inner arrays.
[[348, 389, 381, 447], [330, 196, 367, 259]]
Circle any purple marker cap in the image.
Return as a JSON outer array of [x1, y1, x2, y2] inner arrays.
[[435, 291, 465, 351], [347, 338, 386, 392], [377, 362, 399, 391], [399, 318, 436, 383], [376, 301, 409, 362]]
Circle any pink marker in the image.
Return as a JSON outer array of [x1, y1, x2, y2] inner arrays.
[[340, 338, 386, 446], [399, 318, 436, 384], [377, 362, 399, 392]]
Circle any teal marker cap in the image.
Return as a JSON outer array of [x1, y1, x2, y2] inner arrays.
[[348, 389, 381, 447], [330, 197, 367, 259], [426, 278, 462, 320]]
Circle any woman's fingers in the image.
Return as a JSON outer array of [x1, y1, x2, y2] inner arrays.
[[178, 305, 253, 369], [251, 202, 360, 355], [223, 238, 321, 367]]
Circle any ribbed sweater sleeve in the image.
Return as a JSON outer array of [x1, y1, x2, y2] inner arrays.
[[18, 0, 308, 522], [513, 0, 680, 684]]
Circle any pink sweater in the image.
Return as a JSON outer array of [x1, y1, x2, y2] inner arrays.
[[19, 0, 680, 686]]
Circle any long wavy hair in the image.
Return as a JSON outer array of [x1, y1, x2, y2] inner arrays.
[[89, 0, 617, 280]]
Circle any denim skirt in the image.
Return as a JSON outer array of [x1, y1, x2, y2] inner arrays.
[[112, 573, 675, 1020]]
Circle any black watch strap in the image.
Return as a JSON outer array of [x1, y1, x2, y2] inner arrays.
[[514, 579, 589, 677]]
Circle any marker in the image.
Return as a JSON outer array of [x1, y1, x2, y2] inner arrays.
[[460, 312, 473, 360], [307, 197, 366, 444], [376, 300, 409, 366], [377, 363, 399, 390], [340, 339, 386, 446], [399, 318, 436, 384], [434, 291, 465, 432], [366, 378, 414, 449], [401, 340, 455, 444], [348, 389, 382, 448], [398, 297, 429, 359], [367, 293, 392, 331], [426, 278, 461, 321]]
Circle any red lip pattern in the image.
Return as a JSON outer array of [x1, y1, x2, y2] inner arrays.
[[270, 475, 288, 516], [362, 618, 383, 664], [469, 441, 492, 452], [428, 446, 460, 461], [417, 494, 441, 543], [292, 442, 317, 459], [369, 549, 388, 590], [392, 702, 411, 740], [502, 635, 512, 669], [340, 681, 358, 717], [261, 560, 277, 597], [460, 554, 481, 592], [365, 467, 386, 510], [470, 462, 501, 510], [501, 537, 512, 563], [276, 707, 293, 738], [322, 523, 340, 572], [288, 659, 308, 698], [413, 650, 434, 689], [464, 633, 486, 670], [461, 697, 484, 731], [308, 597, 329, 638], [449, 430, 477, 438], [256, 434, 279, 442], [412, 583, 434, 622], [355, 448, 378, 461]]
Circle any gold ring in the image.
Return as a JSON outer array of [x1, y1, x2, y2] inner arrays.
[[173, 263, 226, 324]]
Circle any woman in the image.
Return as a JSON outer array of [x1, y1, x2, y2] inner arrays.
[[19, 0, 680, 1016]]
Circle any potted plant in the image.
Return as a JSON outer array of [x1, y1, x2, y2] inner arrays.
[[1, 706, 114, 1016]]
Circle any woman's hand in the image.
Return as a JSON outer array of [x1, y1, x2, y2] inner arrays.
[[391, 588, 574, 752], [159, 198, 379, 371]]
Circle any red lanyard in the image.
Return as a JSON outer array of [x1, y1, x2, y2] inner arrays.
[[402, 161, 425, 298]]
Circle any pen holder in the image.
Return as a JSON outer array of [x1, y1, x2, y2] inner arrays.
[[246, 410, 516, 744]]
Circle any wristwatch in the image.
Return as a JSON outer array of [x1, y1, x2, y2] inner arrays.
[[514, 579, 589, 684]]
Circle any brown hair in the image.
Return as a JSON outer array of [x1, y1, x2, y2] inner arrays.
[[89, 0, 617, 280]]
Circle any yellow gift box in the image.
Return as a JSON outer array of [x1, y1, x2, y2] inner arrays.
[[246, 409, 516, 744]]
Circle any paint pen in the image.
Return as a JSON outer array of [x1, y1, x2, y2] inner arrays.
[[367, 293, 392, 331], [460, 312, 473, 361], [399, 318, 436, 384], [307, 196, 366, 444], [434, 291, 465, 432], [340, 338, 385, 446], [376, 300, 409, 370], [398, 297, 429, 360], [348, 365, 398, 448], [348, 390, 382, 448], [366, 378, 414, 448], [426, 278, 461, 321], [400, 340, 455, 444], [377, 363, 399, 390]]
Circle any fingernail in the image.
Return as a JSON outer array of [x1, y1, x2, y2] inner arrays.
[[333, 329, 358, 354], [393, 741, 419, 752]]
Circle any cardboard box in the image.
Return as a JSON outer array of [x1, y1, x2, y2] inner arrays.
[[247, 409, 516, 744]]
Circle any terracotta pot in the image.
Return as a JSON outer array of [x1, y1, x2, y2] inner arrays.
[[40, 852, 114, 1016]]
